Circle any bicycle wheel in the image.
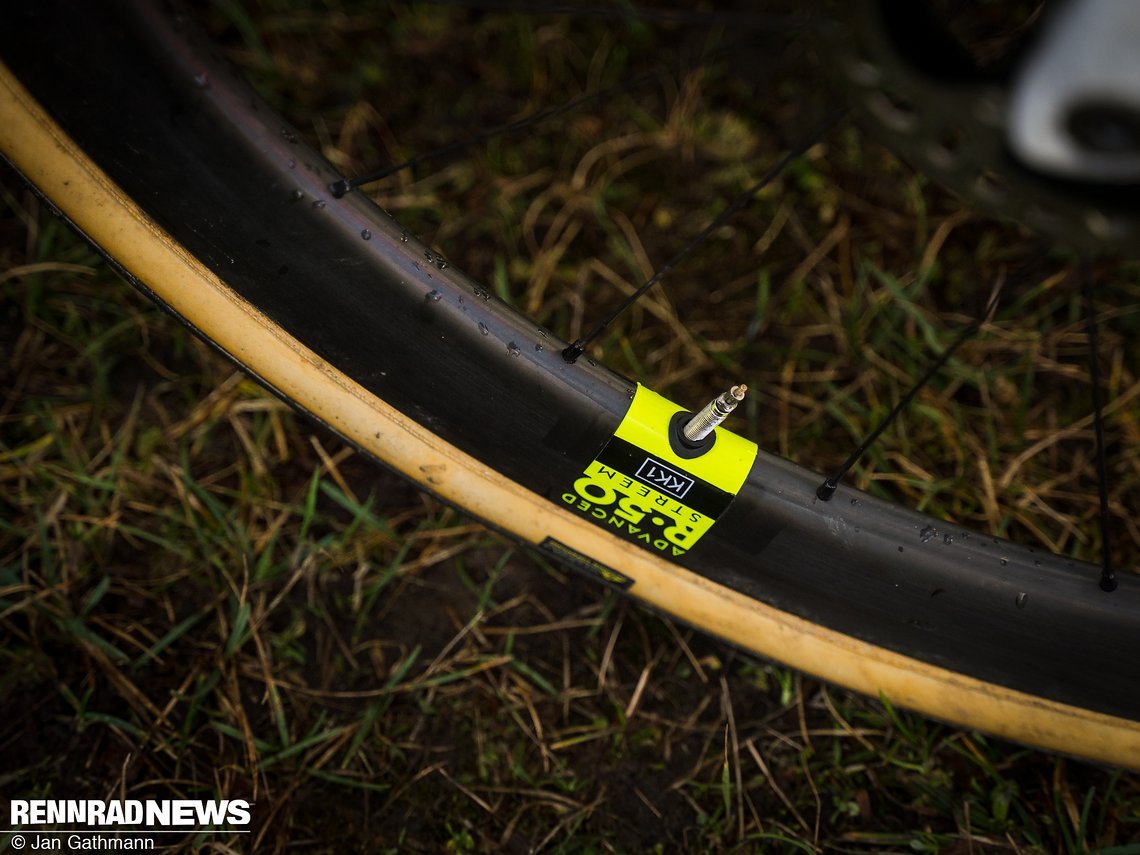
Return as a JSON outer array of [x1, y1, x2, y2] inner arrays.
[[1, 0, 1137, 771]]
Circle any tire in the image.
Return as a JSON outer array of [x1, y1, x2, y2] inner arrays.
[[1, 0, 1138, 768]]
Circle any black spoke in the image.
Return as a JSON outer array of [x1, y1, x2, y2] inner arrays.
[[330, 37, 768, 199], [815, 250, 1050, 502], [1083, 259, 1117, 593], [562, 107, 848, 364], [330, 67, 663, 198]]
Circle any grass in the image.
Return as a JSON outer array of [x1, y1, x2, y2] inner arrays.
[[3, 0, 1140, 852]]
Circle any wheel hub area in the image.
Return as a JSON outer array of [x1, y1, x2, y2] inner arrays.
[[820, 0, 1140, 251]]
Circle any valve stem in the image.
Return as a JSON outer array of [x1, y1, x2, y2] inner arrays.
[[683, 384, 747, 442]]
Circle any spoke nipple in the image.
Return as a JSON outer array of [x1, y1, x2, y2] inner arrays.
[[816, 479, 838, 502], [562, 343, 584, 364], [682, 384, 746, 443], [1100, 572, 1118, 593], [329, 179, 351, 199]]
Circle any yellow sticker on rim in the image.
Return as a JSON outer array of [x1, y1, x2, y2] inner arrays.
[[559, 384, 758, 559]]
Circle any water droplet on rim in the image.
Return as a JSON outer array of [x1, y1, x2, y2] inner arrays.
[[943, 533, 953, 545], [534, 343, 544, 352], [920, 525, 935, 543], [400, 232, 409, 243], [193, 72, 210, 88], [507, 342, 521, 357], [425, 290, 442, 303], [1000, 558, 1008, 566], [289, 189, 303, 202], [478, 322, 489, 336], [361, 229, 372, 241], [1015, 592, 1028, 609], [312, 200, 326, 209]]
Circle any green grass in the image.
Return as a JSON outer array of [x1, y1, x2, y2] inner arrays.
[[3, 1, 1140, 852]]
